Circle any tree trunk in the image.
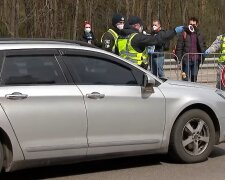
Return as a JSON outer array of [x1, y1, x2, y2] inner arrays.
[[132, 0, 136, 15], [180, 0, 188, 24], [73, 0, 79, 39], [125, 0, 130, 19]]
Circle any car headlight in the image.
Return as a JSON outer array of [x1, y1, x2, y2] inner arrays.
[[216, 89, 225, 100]]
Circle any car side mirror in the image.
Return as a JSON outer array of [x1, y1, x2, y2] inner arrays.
[[142, 74, 155, 94]]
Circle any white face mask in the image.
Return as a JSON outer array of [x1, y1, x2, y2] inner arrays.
[[138, 26, 143, 33], [153, 25, 158, 31], [116, 24, 124, 30], [85, 28, 91, 33]]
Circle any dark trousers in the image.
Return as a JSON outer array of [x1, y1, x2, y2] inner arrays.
[[182, 60, 200, 82]]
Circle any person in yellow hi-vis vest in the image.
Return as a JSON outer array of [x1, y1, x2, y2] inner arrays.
[[205, 34, 225, 90], [116, 16, 184, 70], [101, 14, 125, 54]]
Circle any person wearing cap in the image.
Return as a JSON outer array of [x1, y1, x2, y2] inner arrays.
[[81, 21, 96, 45], [116, 16, 184, 70], [101, 13, 125, 53]]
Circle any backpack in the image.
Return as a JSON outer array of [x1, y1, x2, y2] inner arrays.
[[164, 40, 170, 51], [172, 32, 187, 61]]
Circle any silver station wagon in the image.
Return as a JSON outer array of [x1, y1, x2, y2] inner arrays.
[[0, 39, 225, 172]]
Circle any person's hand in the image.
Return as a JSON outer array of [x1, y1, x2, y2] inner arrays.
[[140, 62, 148, 70], [148, 49, 154, 54], [147, 46, 155, 54], [203, 49, 210, 57], [205, 49, 210, 55], [175, 26, 184, 34]]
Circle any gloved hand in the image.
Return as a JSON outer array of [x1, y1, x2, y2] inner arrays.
[[147, 46, 155, 54], [203, 49, 210, 57], [140, 62, 148, 70], [204, 49, 210, 55], [175, 26, 184, 34]]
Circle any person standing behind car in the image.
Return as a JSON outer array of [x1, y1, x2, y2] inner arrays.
[[116, 16, 184, 70], [148, 20, 169, 78], [175, 17, 206, 82], [204, 33, 225, 90], [81, 21, 96, 45], [101, 13, 125, 54]]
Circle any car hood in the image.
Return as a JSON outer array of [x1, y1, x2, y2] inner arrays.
[[164, 79, 217, 90]]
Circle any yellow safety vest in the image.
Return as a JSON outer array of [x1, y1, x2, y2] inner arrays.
[[101, 29, 119, 52], [117, 33, 148, 66], [219, 35, 225, 62]]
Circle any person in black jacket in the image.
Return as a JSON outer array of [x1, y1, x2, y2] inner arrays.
[[175, 17, 206, 82], [148, 19, 169, 78], [81, 21, 96, 45], [116, 16, 184, 70]]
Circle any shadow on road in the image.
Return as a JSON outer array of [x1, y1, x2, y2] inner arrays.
[[1, 146, 224, 179], [209, 146, 225, 158], [0, 154, 168, 179]]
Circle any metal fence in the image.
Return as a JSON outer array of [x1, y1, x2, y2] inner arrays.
[[148, 53, 224, 89]]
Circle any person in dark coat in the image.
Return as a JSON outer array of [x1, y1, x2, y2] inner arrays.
[[81, 21, 96, 45], [175, 17, 206, 82], [148, 19, 170, 78]]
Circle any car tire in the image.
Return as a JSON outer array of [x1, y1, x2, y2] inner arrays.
[[0, 142, 3, 172], [169, 109, 215, 163]]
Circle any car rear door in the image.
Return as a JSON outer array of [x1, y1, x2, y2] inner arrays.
[[61, 49, 166, 155], [0, 49, 88, 160]]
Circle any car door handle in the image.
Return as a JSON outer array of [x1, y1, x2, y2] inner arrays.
[[5, 92, 28, 100], [86, 92, 105, 99]]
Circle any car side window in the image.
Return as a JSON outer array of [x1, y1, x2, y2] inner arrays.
[[1, 55, 66, 85], [63, 56, 138, 85]]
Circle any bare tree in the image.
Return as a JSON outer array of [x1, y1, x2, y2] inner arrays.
[[73, 0, 79, 39], [0, 0, 224, 46]]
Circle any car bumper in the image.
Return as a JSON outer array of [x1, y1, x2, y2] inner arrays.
[[218, 116, 225, 143]]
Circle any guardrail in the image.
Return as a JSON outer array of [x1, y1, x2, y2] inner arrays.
[[148, 52, 224, 90]]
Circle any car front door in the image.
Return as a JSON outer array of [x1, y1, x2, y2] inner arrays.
[[62, 50, 166, 155], [0, 49, 87, 159]]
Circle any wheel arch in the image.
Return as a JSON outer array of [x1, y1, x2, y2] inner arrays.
[[0, 127, 13, 172], [172, 103, 220, 145]]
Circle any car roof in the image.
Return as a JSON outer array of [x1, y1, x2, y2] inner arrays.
[[0, 38, 97, 48], [0, 38, 141, 69], [0, 38, 122, 59], [0, 38, 159, 82], [0, 38, 107, 56]]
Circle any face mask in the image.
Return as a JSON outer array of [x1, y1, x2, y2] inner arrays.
[[138, 26, 143, 33], [84, 28, 91, 33], [194, 26, 198, 32], [192, 25, 198, 32], [153, 25, 158, 31], [116, 24, 124, 30]]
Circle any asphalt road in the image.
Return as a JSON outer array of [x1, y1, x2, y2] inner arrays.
[[1, 143, 225, 180]]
